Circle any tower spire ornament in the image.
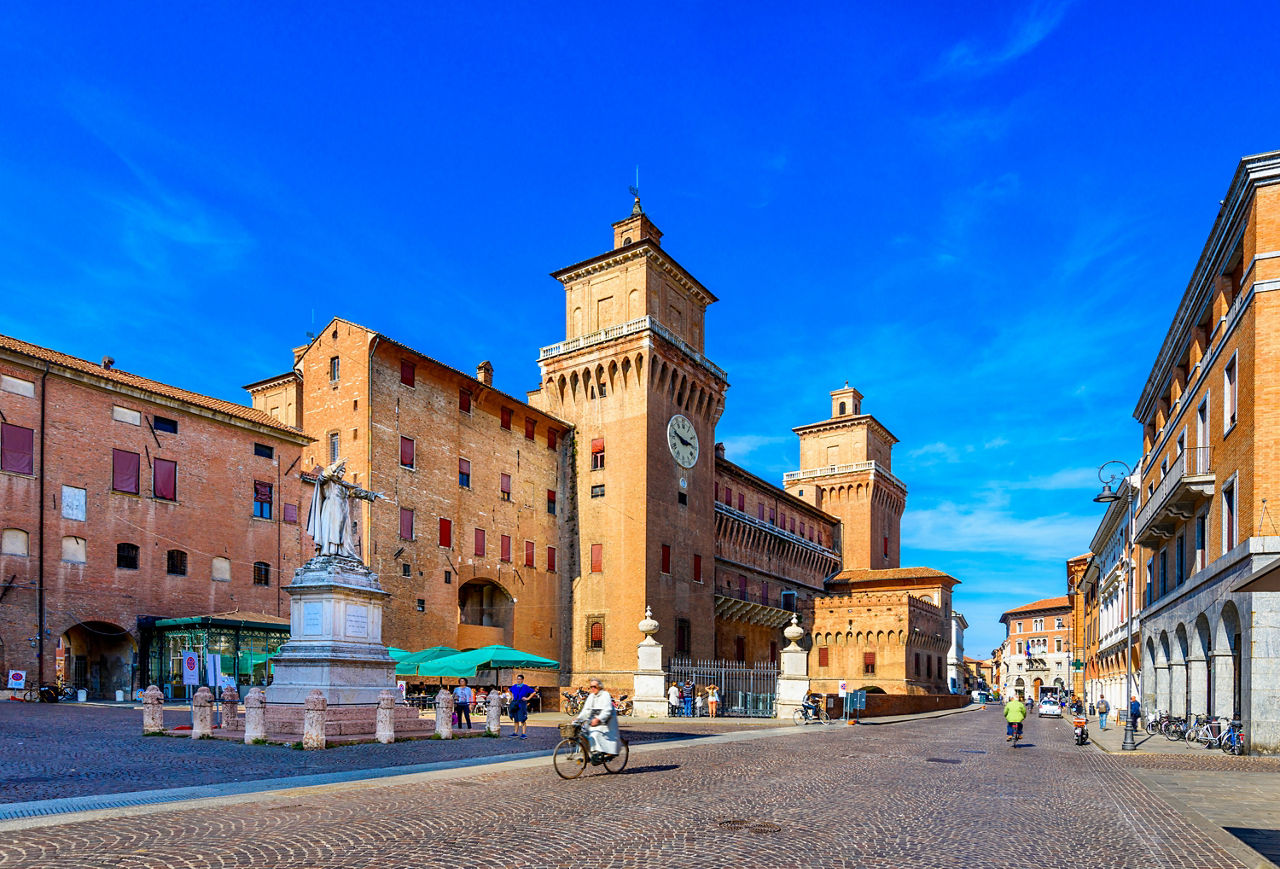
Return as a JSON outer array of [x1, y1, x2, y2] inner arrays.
[[629, 164, 642, 215]]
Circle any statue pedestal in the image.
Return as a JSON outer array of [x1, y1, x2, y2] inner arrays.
[[268, 555, 396, 706], [633, 638, 669, 719]]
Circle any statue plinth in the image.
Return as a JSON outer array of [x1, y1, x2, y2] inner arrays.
[[267, 555, 396, 706]]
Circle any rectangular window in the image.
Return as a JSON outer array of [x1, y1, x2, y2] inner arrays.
[[1016, 621, 1023, 633], [781, 590, 796, 612], [818, 646, 829, 668], [328, 432, 340, 463], [1055, 638, 1063, 653], [675, 618, 691, 656], [500, 473, 512, 500], [737, 494, 744, 511], [459, 388, 472, 413], [790, 517, 796, 533], [769, 508, 776, 525], [1197, 395, 1209, 447], [111, 449, 140, 494], [1195, 511, 1207, 571], [283, 502, 298, 524], [0, 374, 35, 397], [547, 545, 557, 572], [253, 442, 274, 459], [1158, 548, 1168, 597], [589, 619, 604, 650], [153, 459, 177, 501], [590, 484, 605, 498], [1224, 354, 1238, 431], [501, 534, 511, 562], [525, 418, 536, 440], [724, 486, 732, 506], [117, 542, 139, 569], [883, 535, 889, 558], [400, 508, 414, 540], [1146, 558, 1155, 604], [166, 549, 187, 576], [459, 458, 471, 488], [677, 492, 687, 505], [1223, 482, 1237, 551], [1175, 532, 1185, 586], [113, 405, 141, 425], [863, 652, 876, 675], [0, 423, 34, 475], [474, 528, 486, 557], [591, 438, 605, 470], [1032, 618, 1043, 631], [253, 562, 270, 586], [590, 543, 603, 573], [546, 489, 556, 515], [400, 436, 415, 469], [1016, 642, 1023, 655], [547, 428, 558, 450], [525, 540, 535, 567], [329, 356, 340, 381], [758, 503, 765, 521], [439, 518, 452, 548], [693, 554, 702, 583], [416, 598, 425, 612], [400, 360, 415, 387], [61, 485, 85, 521], [661, 544, 671, 574], [500, 407, 512, 430], [253, 480, 273, 519], [153, 416, 178, 434], [1055, 617, 1064, 629], [734, 636, 746, 662]]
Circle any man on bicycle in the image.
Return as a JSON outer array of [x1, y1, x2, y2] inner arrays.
[[572, 679, 620, 762], [1004, 695, 1027, 741], [802, 691, 822, 719]]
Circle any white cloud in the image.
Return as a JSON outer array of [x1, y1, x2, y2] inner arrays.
[[936, 1, 1073, 78], [718, 434, 789, 464], [907, 441, 960, 464], [995, 466, 1099, 491], [902, 500, 1097, 556], [984, 437, 1009, 449]]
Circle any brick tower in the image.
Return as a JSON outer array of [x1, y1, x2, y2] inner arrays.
[[530, 198, 728, 686], [784, 386, 906, 570]]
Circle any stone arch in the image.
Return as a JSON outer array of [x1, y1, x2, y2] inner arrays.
[[1193, 612, 1212, 658], [568, 371, 580, 403], [876, 630, 885, 644], [458, 578, 515, 648], [607, 359, 618, 391], [61, 621, 136, 699], [1173, 623, 1189, 665], [1217, 600, 1241, 652], [634, 353, 644, 382]]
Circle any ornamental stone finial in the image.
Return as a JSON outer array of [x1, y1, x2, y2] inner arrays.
[[783, 614, 804, 646], [638, 605, 659, 638]]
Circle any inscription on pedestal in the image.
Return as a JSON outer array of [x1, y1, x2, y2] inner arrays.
[[303, 602, 323, 635], [345, 603, 368, 638]]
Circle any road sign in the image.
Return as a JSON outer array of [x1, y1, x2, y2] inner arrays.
[[848, 689, 867, 710], [7, 670, 25, 690], [838, 681, 847, 697], [181, 650, 199, 686]]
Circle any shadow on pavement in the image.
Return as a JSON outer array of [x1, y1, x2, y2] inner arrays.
[[1224, 827, 1280, 864], [618, 764, 680, 775]]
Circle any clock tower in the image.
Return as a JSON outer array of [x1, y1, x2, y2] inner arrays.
[[531, 198, 728, 686]]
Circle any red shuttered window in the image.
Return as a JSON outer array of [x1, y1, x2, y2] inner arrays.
[[112, 449, 140, 494], [525, 418, 536, 440], [400, 436, 415, 469], [590, 543, 603, 573], [439, 518, 452, 548], [400, 508, 414, 540], [818, 647, 829, 668], [547, 546, 557, 572], [500, 473, 511, 500], [660, 544, 671, 574], [693, 554, 702, 583], [524, 540, 535, 567], [474, 528, 485, 557], [546, 489, 556, 515], [0, 424, 34, 475], [283, 503, 298, 524], [500, 407, 512, 430], [458, 458, 470, 488], [153, 459, 177, 501], [737, 493, 744, 511], [400, 360, 415, 387], [501, 534, 511, 562], [459, 389, 471, 413], [547, 428, 558, 450]]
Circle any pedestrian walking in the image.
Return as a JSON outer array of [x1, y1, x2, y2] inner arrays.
[[1096, 697, 1110, 730], [682, 679, 695, 717], [1129, 695, 1141, 732], [706, 684, 720, 718], [667, 682, 680, 717], [453, 678, 474, 729], [508, 673, 535, 739]]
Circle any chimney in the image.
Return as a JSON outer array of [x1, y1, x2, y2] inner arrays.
[[476, 361, 493, 387], [101, 356, 115, 370], [715, 442, 726, 460]]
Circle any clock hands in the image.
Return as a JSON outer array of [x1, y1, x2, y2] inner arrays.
[[675, 433, 693, 448]]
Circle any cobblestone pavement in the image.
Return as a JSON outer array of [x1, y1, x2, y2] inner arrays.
[[0, 702, 725, 805], [0, 706, 1263, 868]]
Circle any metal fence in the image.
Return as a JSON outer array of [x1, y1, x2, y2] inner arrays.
[[668, 658, 779, 718]]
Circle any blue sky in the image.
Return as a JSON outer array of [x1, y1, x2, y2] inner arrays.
[[3, 3, 1279, 654]]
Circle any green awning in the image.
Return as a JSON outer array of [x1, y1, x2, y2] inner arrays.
[[410, 645, 559, 679], [395, 646, 460, 677], [387, 647, 410, 661]]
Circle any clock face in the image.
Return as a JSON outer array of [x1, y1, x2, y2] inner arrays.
[[667, 414, 699, 468]]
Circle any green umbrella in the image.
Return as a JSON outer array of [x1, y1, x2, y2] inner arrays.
[[411, 644, 559, 679], [394, 646, 460, 677], [387, 647, 411, 661]]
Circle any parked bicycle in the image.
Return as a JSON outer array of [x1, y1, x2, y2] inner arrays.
[[614, 693, 633, 717], [552, 721, 629, 779], [1184, 715, 1238, 750], [562, 688, 587, 715], [21, 680, 75, 702], [792, 700, 830, 725]]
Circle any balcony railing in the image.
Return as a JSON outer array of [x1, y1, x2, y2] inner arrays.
[[782, 461, 907, 494], [538, 315, 727, 381], [1134, 446, 1214, 545]]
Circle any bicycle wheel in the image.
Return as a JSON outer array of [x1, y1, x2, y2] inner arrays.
[[1145, 719, 1158, 735], [817, 708, 831, 724], [792, 708, 806, 726], [60, 686, 76, 701], [22, 687, 39, 702], [1165, 721, 1185, 741], [553, 738, 587, 780], [1185, 726, 1200, 747], [603, 739, 629, 774]]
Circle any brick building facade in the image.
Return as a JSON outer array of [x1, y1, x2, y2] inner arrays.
[[997, 596, 1073, 702]]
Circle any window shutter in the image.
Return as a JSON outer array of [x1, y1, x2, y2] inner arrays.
[[547, 428, 558, 449], [501, 534, 511, 561], [525, 540, 535, 567], [112, 449, 140, 494], [0, 424, 34, 475], [500, 473, 511, 494], [400, 437, 414, 468], [459, 389, 471, 412], [737, 494, 744, 511], [254, 480, 272, 503], [661, 544, 671, 574], [590, 621, 603, 648], [590, 543, 603, 572], [283, 503, 298, 524], [693, 554, 702, 583], [547, 546, 556, 572], [153, 459, 177, 501], [818, 647, 829, 668], [864, 652, 876, 667], [400, 508, 414, 540], [474, 528, 485, 557], [501, 407, 512, 430], [400, 361, 415, 387], [591, 438, 604, 453], [439, 518, 452, 548], [525, 418, 536, 440]]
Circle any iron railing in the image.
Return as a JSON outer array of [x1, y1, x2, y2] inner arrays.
[[1135, 446, 1212, 535], [668, 658, 779, 718]]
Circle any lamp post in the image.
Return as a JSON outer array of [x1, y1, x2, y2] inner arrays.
[[1093, 460, 1137, 751]]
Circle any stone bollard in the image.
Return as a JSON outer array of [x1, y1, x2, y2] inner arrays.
[[376, 689, 396, 744], [142, 684, 166, 734], [191, 686, 214, 739], [220, 684, 240, 706], [243, 687, 266, 744], [486, 688, 502, 735], [303, 689, 327, 750], [435, 687, 453, 739]]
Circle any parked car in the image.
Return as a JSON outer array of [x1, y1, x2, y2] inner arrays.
[[1038, 697, 1063, 718]]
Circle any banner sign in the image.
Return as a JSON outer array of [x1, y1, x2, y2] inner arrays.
[[7, 670, 25, 690], [181, 650, 200, 686]]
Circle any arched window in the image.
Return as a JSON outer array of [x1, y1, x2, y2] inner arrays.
[[589, 620, 604, 650], [839, 401, 846, 415], [166, 549, 188, 576], [1, 528, 29, 556], [116, 543, 139, 570], [253, 561, 270, 586], [62, 536, 86, 563]]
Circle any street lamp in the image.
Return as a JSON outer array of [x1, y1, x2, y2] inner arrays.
[[1093, 460, 1137, 751]]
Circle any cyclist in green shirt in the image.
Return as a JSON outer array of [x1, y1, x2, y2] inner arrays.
[[1004, 696, 1028, 741]]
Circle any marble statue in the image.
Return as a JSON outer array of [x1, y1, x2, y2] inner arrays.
[[306, 459, 385, 559]]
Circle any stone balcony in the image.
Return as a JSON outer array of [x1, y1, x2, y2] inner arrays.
[[537, 315, 727, 381], [1134, 446, 1214, 546], [782, 461, 907, 494]]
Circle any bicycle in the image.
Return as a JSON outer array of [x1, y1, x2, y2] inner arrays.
[[792, 703, 830, 725], [562, 689, 587, 716], [1009, 721, 1024, 746], [552, 721, 629, 779], [1185, 715, 1235, 749], [1220, 720, 1245, 755]]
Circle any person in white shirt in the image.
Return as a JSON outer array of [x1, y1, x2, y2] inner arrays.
[[667, 682, 680, 717], [573, 678, 619, 758], [453, 678, 474, 729]]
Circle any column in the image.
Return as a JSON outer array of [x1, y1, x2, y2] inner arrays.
[[775, 616, 810, 720], [1211, 651, 1234, 719], [1154, 663, 1170, 714], [1186, 657, 1208, 717], [1169, 660, 1187, 719]]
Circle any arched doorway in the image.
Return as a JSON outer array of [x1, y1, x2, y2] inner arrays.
[[1014, 676, 1026, 700], [1032, 677, 1043, 701], [457, 579, 514, 649], [62, 622, 136, 699]]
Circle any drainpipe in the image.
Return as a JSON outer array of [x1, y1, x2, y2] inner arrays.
[[37, 362, 49, 687], [366, 336, 380, 562]]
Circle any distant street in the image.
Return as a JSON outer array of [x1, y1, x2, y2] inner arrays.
[[0, 704, 1270, 868]]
